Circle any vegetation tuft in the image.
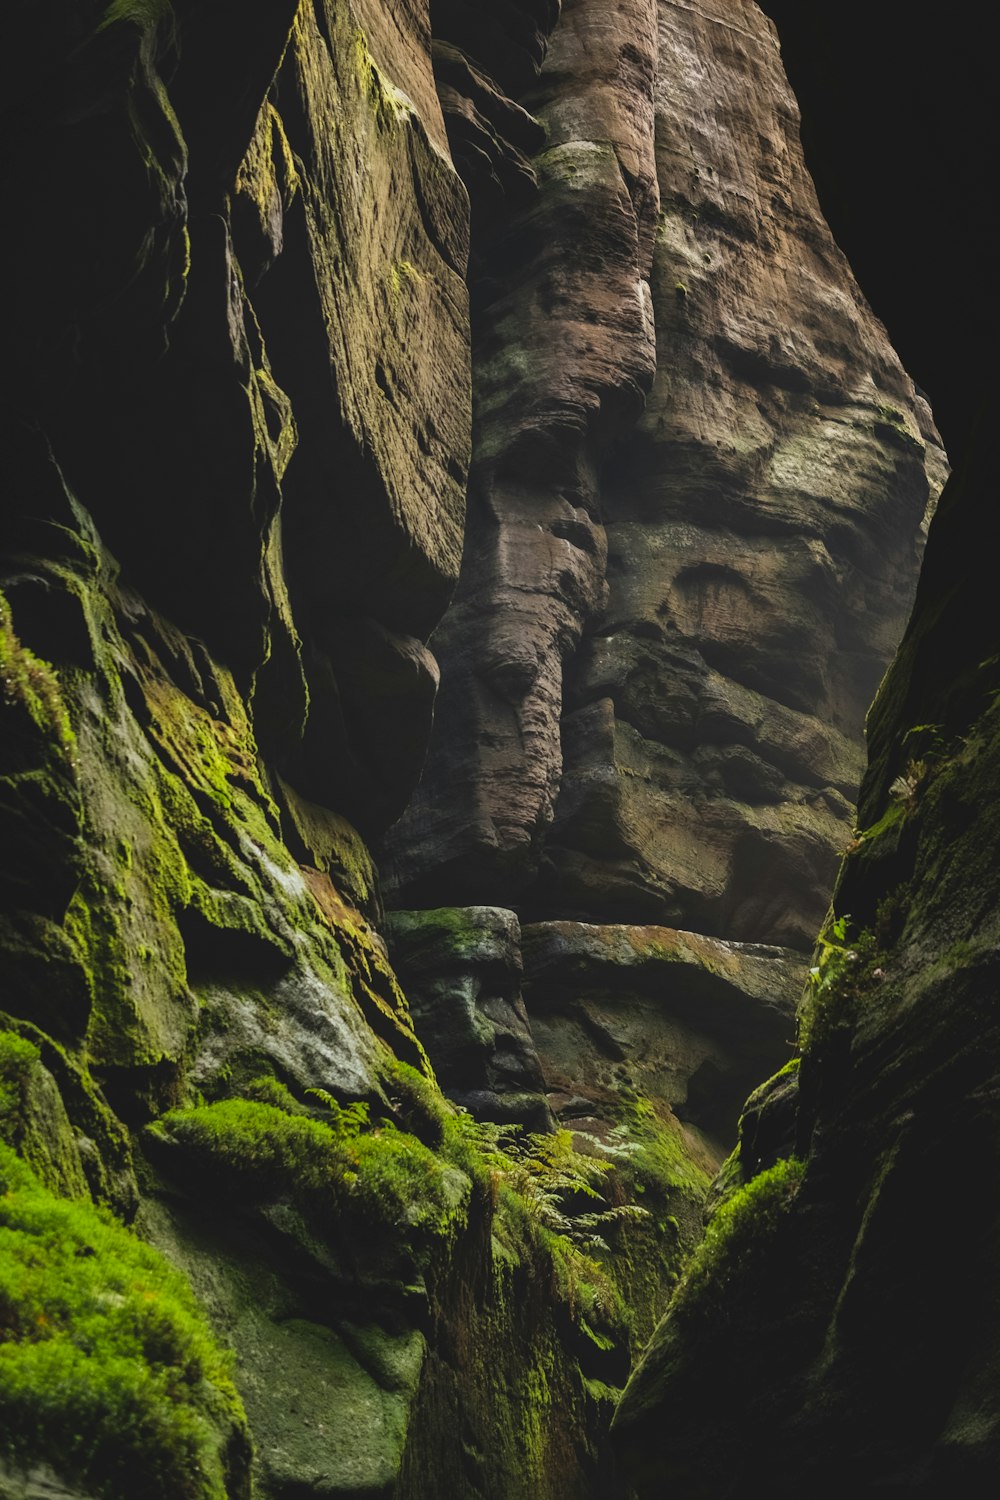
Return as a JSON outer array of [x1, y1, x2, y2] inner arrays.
[[0, 1143, 249, 1500]]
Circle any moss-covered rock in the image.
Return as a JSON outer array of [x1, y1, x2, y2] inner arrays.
[[0, 1144, 249, 1500]]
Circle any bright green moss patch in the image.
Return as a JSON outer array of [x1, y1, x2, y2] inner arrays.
[[0, 590, 76, 759], [151, 1097, 467, 1266], [0, 1032, 40, 1124], [609, 1091, 713, 1199], [0, 1143, 249, 1499], [674, 1156, 805, 1322], [0, 1031, 89, 1200]]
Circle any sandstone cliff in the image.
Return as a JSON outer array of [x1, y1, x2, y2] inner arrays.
[[0, 2, 961, 1497], [612, 6, 997, 1495]]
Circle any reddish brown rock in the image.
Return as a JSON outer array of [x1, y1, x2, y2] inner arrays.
[[385, 0, 661, 905], [522, 919, 803, 1157], [386, 0, 944, 954], [541, 0, 945, 947]]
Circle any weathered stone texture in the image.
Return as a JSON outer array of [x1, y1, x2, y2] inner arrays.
[[613, 434, 998, 1497], [386, 0, 944, 953], [384, 0, 661, 906], [0, 2, 963, 1496], [385, 906, 555, 1130], [609, 3, 994, 1489], [522, 919, 803, 1156], [543, 0, 944, 947]]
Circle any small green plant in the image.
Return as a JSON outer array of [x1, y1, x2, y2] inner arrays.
[[808, 912, 854, 988], [305, 1088, 371, 1139], [800, 913, 879, 1051], [889, 758, 930, 805], [498, 1130, 649, 1254], [441, 1120, 651, 1255]]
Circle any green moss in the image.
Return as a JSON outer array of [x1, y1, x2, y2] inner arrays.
[[609, 1092, 713, 1199], [151, 1097, 467, 1267], [98, 0, 175, 33], [0, 1143, 248, 1499], [0, 591, 76, 759], [240, 1074, 313, 1116], [387, 259, 426, 299], [0, 1032, 90, 1201], [351, 28, 413, 131], [674, 1156, 805, 1322], [798, 912, 880, 1053], [579, 1092, 712, 1348], [0, 1033, 41, 1140]]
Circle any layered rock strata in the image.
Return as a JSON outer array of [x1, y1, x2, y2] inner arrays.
[[385, 0, 944, 956], [385, 0, 662, 906], [522, 920, 802, 1155], [613, 422, 997, 1500]]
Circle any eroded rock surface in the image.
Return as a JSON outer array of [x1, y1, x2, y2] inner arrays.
[[523, 920, 803, 1156], [613, 431, 998, 1500], [386, 0, 944, 953], [385, 906, 554, 1130], [385, 0, 661, 906]]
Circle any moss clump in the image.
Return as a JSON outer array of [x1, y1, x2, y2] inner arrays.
[[608, 1092, 713, 1199], [0, 1143, 249, 1499], [0, 1032, 40, 1132], [674, 1156, 805, 1322], [0, 589, 76, 760], [0, 1031, 89, 1200], [151, 1097, 466, 1268], [798, 913, 879, 1053]]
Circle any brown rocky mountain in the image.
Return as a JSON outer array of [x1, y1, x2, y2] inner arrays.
[[0, 1, 988, 1496]]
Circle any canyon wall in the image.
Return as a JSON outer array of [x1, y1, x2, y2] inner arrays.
[[612, 6, 998, 1493], [0, 2, 958, 1497]]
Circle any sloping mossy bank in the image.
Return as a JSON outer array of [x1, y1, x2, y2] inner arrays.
[[141, 1070, 690, 1498], [0, 1138, 250, 1500], [1, 526, 710, 1493]]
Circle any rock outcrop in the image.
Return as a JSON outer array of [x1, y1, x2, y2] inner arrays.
[[385, 0, 944, 956], [613, 425, 998, 1500], [612, 7, 997, 1495]]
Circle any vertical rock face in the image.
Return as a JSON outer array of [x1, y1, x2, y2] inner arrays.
[[7, 0, 471, 836], [385, 0, 944, 955], [613, 434, 998, 1499], [609, 8, 995, 1495], [545, 0, 945, 948], [385, 0, 661, 905]]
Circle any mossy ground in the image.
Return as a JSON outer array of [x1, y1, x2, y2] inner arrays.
[[0, 1143, 249, 1500], [2, 551, 708, 1496]]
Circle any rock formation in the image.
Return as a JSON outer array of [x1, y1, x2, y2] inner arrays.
[[0, 1, 972, 1496], [386, 0, 943, 958], [611, 7, 998, 1496]]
